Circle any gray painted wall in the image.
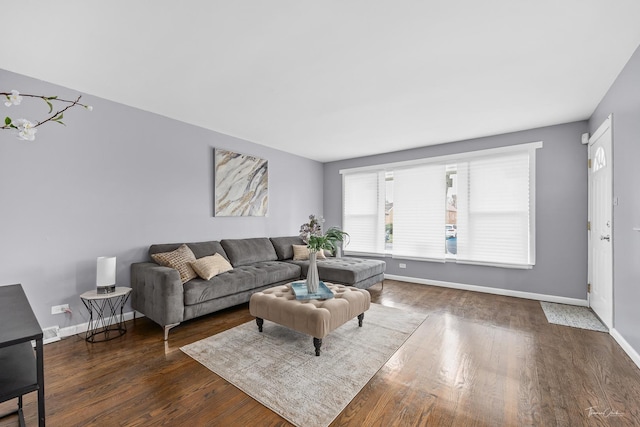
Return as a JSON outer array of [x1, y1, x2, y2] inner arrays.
[[0, 69, 323, 330], [589, 44, 640, 355], [324, 121, 589, 299]]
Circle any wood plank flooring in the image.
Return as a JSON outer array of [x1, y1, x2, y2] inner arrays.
[[1, 280, 639, 426]]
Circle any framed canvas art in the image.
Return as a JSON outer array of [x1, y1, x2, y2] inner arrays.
[[214, 148, 268, 216]]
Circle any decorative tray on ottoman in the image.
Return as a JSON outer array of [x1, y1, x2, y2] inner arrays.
[[290, 281, 335, 300]]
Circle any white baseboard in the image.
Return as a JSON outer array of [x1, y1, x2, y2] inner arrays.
[[610, 328, 640, 370], [384, 274, 589, 306], [56, 310, 142, 339]]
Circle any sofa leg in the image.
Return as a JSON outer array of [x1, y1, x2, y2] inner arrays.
[[163, 323, 180, 340]]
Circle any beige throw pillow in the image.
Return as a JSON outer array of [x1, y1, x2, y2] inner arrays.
[[292, 244, 326, 260], [190, 253, 233, 280], [151, 244, 197, 284]]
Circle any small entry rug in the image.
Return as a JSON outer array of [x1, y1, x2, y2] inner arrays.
[[540, 302, 608, 332], [181, 303, 427, 427]]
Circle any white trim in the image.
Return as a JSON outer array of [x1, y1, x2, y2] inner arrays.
[[391, 255, 446, 263], [455, 260, 534, 269], [610, 328, 640, 370], [339, 141, 543, 175], [384, 274, 588, 306], [53, 310, 142, 339], [344, 250, 386, 258], [529, 145, 537, 265], [589, 114, 612, 146], [382, 254, 534, 268]]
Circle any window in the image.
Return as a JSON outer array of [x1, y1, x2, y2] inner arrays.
[[445, 166, 458, 256], [456, 150, 534, 267], [392, 163, 446, 261], [342, 171, 386, 255], [341, 142, 541, 268], [385, 172, 393, 250], [593, 146, 606, 172]]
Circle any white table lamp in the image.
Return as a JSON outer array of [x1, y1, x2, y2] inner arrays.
[[96, 256, 116, 294]]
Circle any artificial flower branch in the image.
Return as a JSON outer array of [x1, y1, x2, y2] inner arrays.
[[2, 90, 92, 141]]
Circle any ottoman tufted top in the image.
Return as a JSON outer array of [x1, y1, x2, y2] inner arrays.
[[249, 283, 371, 339]]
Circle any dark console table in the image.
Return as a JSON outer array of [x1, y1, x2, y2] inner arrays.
[[0, 284, 45, 426]]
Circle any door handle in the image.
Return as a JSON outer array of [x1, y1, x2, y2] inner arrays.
[[600, 235, 611, 241]]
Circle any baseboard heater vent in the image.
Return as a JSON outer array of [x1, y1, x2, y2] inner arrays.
[[42, 326, 61, 344]]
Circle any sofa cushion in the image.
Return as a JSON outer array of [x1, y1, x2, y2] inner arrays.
[[149, 241, 229, 261], [183, 261, 301, 306], [292, 244, 326, 260], [292, 244, 309, 260], [269, 236, 305, 260], [151, 244, 197, 284], [220, 238, 278, 267], [190, 253, 233, 280]]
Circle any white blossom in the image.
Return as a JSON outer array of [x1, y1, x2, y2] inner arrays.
[[15, 119, 37, 141], [85, 105, 93, 111], [4, 89, 22, 107]]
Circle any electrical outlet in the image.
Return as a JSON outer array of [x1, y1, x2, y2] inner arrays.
[[51, 304, 69, 315], [399, 263, 407, 268]]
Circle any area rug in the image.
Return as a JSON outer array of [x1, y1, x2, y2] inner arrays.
[[540, 302, 608, 332], [181, 303, 427, 427]]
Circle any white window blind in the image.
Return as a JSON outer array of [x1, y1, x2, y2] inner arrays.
[[456, 149, 534, 268], [340, 141, 541, 269], [342, 171, 386, 255], [392, 164, 446, 261]]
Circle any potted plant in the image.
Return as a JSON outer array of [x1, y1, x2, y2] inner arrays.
[[299, 215, 349, 292], [321, 226, 350, 256]]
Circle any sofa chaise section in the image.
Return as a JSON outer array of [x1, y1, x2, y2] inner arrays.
[[269, 236, 386, 290]]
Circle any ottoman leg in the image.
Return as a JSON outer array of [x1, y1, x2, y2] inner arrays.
[[313, 337, 322, 356], [358, 313, 364, 327], [256, 317, 264, 332]]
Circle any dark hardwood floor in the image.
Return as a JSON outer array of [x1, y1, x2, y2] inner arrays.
[[2, 280, 639, 426]]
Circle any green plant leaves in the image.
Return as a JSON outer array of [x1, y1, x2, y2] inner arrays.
[[3, 117, 16, 129], [52, 113, 65, 126], [42, 96, 58, 113]]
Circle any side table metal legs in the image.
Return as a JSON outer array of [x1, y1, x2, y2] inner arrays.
[[81, 293, 131, 343]]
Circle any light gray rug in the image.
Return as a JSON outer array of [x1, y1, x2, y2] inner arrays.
[[181, 303, 427, 427], [540, 302, 608, 332]]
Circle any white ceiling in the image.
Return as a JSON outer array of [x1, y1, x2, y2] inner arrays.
[[3, 1, 640, 162]]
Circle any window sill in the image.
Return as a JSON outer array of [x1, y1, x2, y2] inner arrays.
[[346, 251, 534, 270]]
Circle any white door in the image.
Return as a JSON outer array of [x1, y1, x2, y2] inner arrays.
[[588, 115, 613, 328]]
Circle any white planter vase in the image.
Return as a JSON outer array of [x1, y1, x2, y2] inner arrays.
[[306, 250, 320, 293]]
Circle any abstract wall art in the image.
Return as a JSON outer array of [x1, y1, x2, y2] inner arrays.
[[214, 148, 268, 216]]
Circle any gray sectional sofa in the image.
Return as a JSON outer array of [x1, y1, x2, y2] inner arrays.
[[130, 236, 385, 339]]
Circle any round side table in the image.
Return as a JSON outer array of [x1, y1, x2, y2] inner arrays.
[[80, 287, 132, 343]]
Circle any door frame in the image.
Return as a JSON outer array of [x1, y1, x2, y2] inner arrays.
[[587, 113, 613, 327]]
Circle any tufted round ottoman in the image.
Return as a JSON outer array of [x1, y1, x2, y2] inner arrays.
[[249, 283, 371, 356]]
